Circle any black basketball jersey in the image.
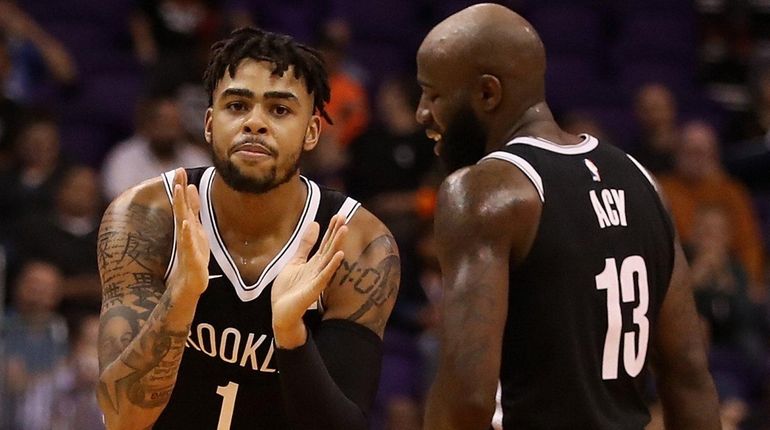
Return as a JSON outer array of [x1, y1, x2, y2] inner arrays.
[[153, 167, 361, 430], [483, 135, 675, 430]]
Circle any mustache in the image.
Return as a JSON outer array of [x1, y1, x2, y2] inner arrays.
[[230, 137, 277, 156]]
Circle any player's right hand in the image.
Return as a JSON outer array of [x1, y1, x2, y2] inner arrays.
[[168, 168, 210, 295]]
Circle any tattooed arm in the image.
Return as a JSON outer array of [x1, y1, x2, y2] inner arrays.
[[423, 161, 541, 430], [322, 207, 400, 337], [271, 209, 400, 429], [97, 169, 210, 430]]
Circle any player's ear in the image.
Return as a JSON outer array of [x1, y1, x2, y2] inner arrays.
[[204, 108, 213, 144], [478, 74, 502, 112], [303, 115, 321, 151]]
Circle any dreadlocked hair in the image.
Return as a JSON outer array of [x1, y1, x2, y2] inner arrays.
[[203, 27, 333, 124]]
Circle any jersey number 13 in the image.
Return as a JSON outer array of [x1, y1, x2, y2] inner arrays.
[[595, 256, 649, 380]]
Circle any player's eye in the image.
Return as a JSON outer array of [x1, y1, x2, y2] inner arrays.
[[227, 102, 247, 112], [272, 105, 291, 116]]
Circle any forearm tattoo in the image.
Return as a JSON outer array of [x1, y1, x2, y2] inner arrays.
[[97, 202, 188, 413]]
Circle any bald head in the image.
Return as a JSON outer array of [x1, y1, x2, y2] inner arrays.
[[418, 3, 546, 99], [415, 4, 554, 171]]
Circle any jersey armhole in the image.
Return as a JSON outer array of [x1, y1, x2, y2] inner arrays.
[[626, 154, 677, 284], [160, 169, 178, 281], [316, 196, 362, 314], [480, 151, 545, 203], [337, 197, 361, 224], [626, 154, 659, 191]]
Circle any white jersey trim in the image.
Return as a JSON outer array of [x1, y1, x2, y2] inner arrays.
[[315, 196, 361, 312], [161, 169, 178, 280], [480, 152, 545, 203], [506, 133, 598, 155], [337, 197, 361, 223], [626, 154, 659, 192], [198, 167, 321, 302], [491, 381, 504, 429]]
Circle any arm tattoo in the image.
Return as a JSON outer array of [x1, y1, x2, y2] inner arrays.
[[98, 204, 172, 285], [98, 201, 188, 413], [334, 234, 400, 327], [121, 294, 190, 408], [98, 294, 190, 411]]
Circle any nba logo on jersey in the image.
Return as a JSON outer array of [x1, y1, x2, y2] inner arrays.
[[584, 159, 601, 182]]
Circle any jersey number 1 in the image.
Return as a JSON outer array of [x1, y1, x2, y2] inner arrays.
[[216, 381, 239, 430], [595, 256, 649, 380]]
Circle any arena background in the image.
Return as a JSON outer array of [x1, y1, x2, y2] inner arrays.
[[0, 0, 769, 428]]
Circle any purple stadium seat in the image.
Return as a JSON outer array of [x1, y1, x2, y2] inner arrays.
[[19, 0, 133, 38], [37, 22, 112, 53], [348, 41, 410, 90], [63, 73, 141, 136], [80, 50, 140, 77], [613, 16, 696, 64], [528, 5, 602, 56], [239, 0, 327, 44], [620, 0, 693, 17], [545, 55, 603, 113], [329, 0, 420, 45], [38, 21, 137, 78], [59, 122, 114, 168], [17, 0, 83, 24]]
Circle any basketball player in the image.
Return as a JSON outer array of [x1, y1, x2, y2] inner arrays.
[[96, 28, 399, 429], [416, 4, 720, 429]]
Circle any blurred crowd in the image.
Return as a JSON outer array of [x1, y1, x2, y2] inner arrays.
[[0, 0, 768, 429]]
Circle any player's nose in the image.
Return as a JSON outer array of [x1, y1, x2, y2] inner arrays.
[[415, 104, 432, 126], [243, 109, 268, 135]]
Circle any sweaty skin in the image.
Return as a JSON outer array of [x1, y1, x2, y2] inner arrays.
[[418, 3, 721, 430], [97, 57, 400, 430]]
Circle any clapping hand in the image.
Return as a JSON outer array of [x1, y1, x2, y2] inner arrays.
[[272, 215, 348, 348]]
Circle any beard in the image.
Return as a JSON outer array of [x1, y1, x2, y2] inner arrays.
[[440, 104, 488, 173], [211, 144, 301, 194]]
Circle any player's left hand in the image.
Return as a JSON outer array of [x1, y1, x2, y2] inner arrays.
[[271, 214, 347, 348]]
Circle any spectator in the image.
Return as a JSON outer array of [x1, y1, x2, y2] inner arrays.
[[17, 313, 103, 430], [1, 261, 68, 430], [345, 76, 438, 232], [317, 22, 369, 149], [0, 113, 69, 243], [338, 76, 437, 430], [0, 34, 24, 169], [631, 83, 679, 174], [722, 66, 770, 191], [302, 21, 370, 187], [686, 205, 762, 430], [0, 0, 77, 103], [351, 78, 437, 430], [659, 120, 766, 300], [130, 0, 221, 94], [50, 313, 102, 430], [695, 0, 751, 110], [730, 65, 770, 143], [14, 165, 103, 318], [101, 95, 210, 200], [9, 313, 102, 430]]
